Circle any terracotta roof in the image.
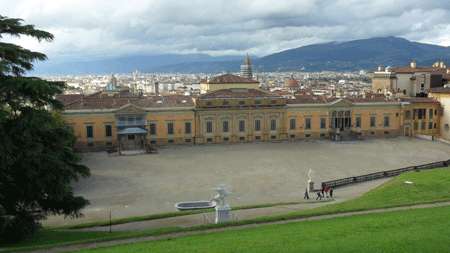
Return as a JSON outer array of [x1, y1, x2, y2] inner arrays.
[[399, 97, 440, 103], [273, 90, 292, 95], [425, 87, 450, 94], [392, 66, 439, 73], [56, 94, 85, 105], [294, 88, 314, 95], [61, 93, 195, 110], [207, 74, 258, 84], [197, 88, 280, 99]]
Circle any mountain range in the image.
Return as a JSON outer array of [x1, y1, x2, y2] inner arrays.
[[32, 36, 450, 75]]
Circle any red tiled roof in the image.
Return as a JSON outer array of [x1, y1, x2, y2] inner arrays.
[[425, 87, 450, 94], [392, 66, 439, 73], [62, 93, 195, 110], [198, 88, 280, 99], [207, 74, 258, 84], [56, 94, 85, 105], [399, 97, 441, 103]]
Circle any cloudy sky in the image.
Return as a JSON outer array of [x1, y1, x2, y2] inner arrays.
[[3, 0, 450, 61]]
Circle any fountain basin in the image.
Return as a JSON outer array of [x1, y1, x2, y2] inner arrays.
[[175, 201, 216, 211]]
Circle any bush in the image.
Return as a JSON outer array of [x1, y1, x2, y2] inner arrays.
[[0, 213, 42, 243]]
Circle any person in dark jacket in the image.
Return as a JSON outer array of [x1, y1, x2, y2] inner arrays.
[[304, 189, 309, 199], [330, 188, 333, 198]]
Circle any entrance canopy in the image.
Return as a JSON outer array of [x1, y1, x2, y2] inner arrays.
[[117, 127, 148, 135]]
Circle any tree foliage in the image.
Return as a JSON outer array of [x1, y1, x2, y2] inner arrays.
[[0, 15, 90, 241]]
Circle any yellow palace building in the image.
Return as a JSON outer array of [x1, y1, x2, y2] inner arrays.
[[58, 74, 443, 152]]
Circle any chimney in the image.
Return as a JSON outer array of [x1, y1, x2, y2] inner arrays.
[[410, 61, 417, 68], [154, 82, 159, 96]]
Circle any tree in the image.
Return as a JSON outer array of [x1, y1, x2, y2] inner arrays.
[[0, 15, 90, 241]]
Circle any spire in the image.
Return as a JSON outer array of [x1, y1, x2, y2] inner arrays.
[[244, 53, 251, 65]]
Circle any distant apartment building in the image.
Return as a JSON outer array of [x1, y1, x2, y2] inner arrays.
[[371, 61, 450, 97]]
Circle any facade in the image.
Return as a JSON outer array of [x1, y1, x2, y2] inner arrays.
[[427, 86, 450, 140], [59, 87, 443, 151]]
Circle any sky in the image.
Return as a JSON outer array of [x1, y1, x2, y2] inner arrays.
[[3, 0, 450, 61]]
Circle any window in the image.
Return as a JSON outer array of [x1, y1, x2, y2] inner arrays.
[[356, 116, 361, 128], [207, 138, 213, 142], [271, 135, 276, 139], [290, 134, 295, 138], [127, 117, 134, 125], [87, 142, 94, 147], [320, 118, 326, 129], [239, 101, 245, 105], [150, 123, 156, 135], [106, 142, 113, 147], [405, 111, 410, 120], [370, 132, 375, 135], [150, 140, 156, 144], [332, 111, 337, 117], [255, 100, 261, 105], [305, 118, 311, 129], [222, 100, 229, 106], [289, 118, 296, 130], [206, 101, 212, 106], [414, 122, 418, 130], [370, 116, 376, 127], [429, 108, 433, 119], [167, 122, 174, 135], [223, 121, 229, 133], [270, 119, 277, 131], [345, 110, 351, 117], [320, 133, 326, 138], [186, 139, 191, 143], [413, 109, 426, 119], [435, 109, 437, 116], [223, 137, 229, 141], [305, 134, 311, 138], [421, 122, 426, 130], [185, 122, 191, 134], [255, 120, 261, 131], [206, 121, 213, 133], [255, 136, 261, 140], [384, 131, 389, 135], [239, 137, 245, 140], [168, 139, 174, 143], [86, 125, 93, 138], [105, 125, 112, 137], [384, 116, 390, 127], [239, 120, 245, 132], [271, 100, 277, 105], [434, 123, 437, 129], [429, 122, 433, 130]]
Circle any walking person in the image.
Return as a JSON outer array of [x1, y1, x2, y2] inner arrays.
[[304, 189, 309, 199], [325, 186, 329, 198], [321, 187, 325, 198], [330, 188, 333, 198], [316, 191, 322, 200]]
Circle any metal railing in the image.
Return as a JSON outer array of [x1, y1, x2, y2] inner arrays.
[[321, 159, 450, 188]]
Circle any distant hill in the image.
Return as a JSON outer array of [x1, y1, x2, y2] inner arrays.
[[253, 36, 450, 72], [31, 37, 450, 75]]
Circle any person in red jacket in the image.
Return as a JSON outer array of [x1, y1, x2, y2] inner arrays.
[[325, 186, 329, 198]]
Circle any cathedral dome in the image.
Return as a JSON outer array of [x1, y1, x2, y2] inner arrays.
[[285, 78, 299, 87]]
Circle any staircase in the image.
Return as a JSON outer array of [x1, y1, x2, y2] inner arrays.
[[339, 131, 360, 141]]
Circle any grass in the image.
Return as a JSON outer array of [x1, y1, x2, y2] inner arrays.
[[1, 167, 449, 252], [45, 199, 333, 230], [73, 205, 450, 252]]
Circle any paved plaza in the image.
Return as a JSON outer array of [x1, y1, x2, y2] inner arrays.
[[43, 137, 450, 227]]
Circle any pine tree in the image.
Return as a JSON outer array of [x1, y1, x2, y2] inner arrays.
[[0, 15, 90, 241]]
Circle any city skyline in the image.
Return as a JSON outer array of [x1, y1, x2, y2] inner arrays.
[[2, 1, 450, 62]]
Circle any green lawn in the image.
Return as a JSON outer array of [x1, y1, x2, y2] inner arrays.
[[1, 167, 449, 252], [74, 205, 450, 253]]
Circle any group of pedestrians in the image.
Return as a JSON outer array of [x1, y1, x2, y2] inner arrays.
[[303, 186, 333, 200]]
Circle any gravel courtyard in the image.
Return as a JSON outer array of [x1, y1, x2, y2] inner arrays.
[[42, 137, 450, 227]]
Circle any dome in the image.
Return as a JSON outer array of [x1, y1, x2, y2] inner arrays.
[[285, 78, 299, 87]]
